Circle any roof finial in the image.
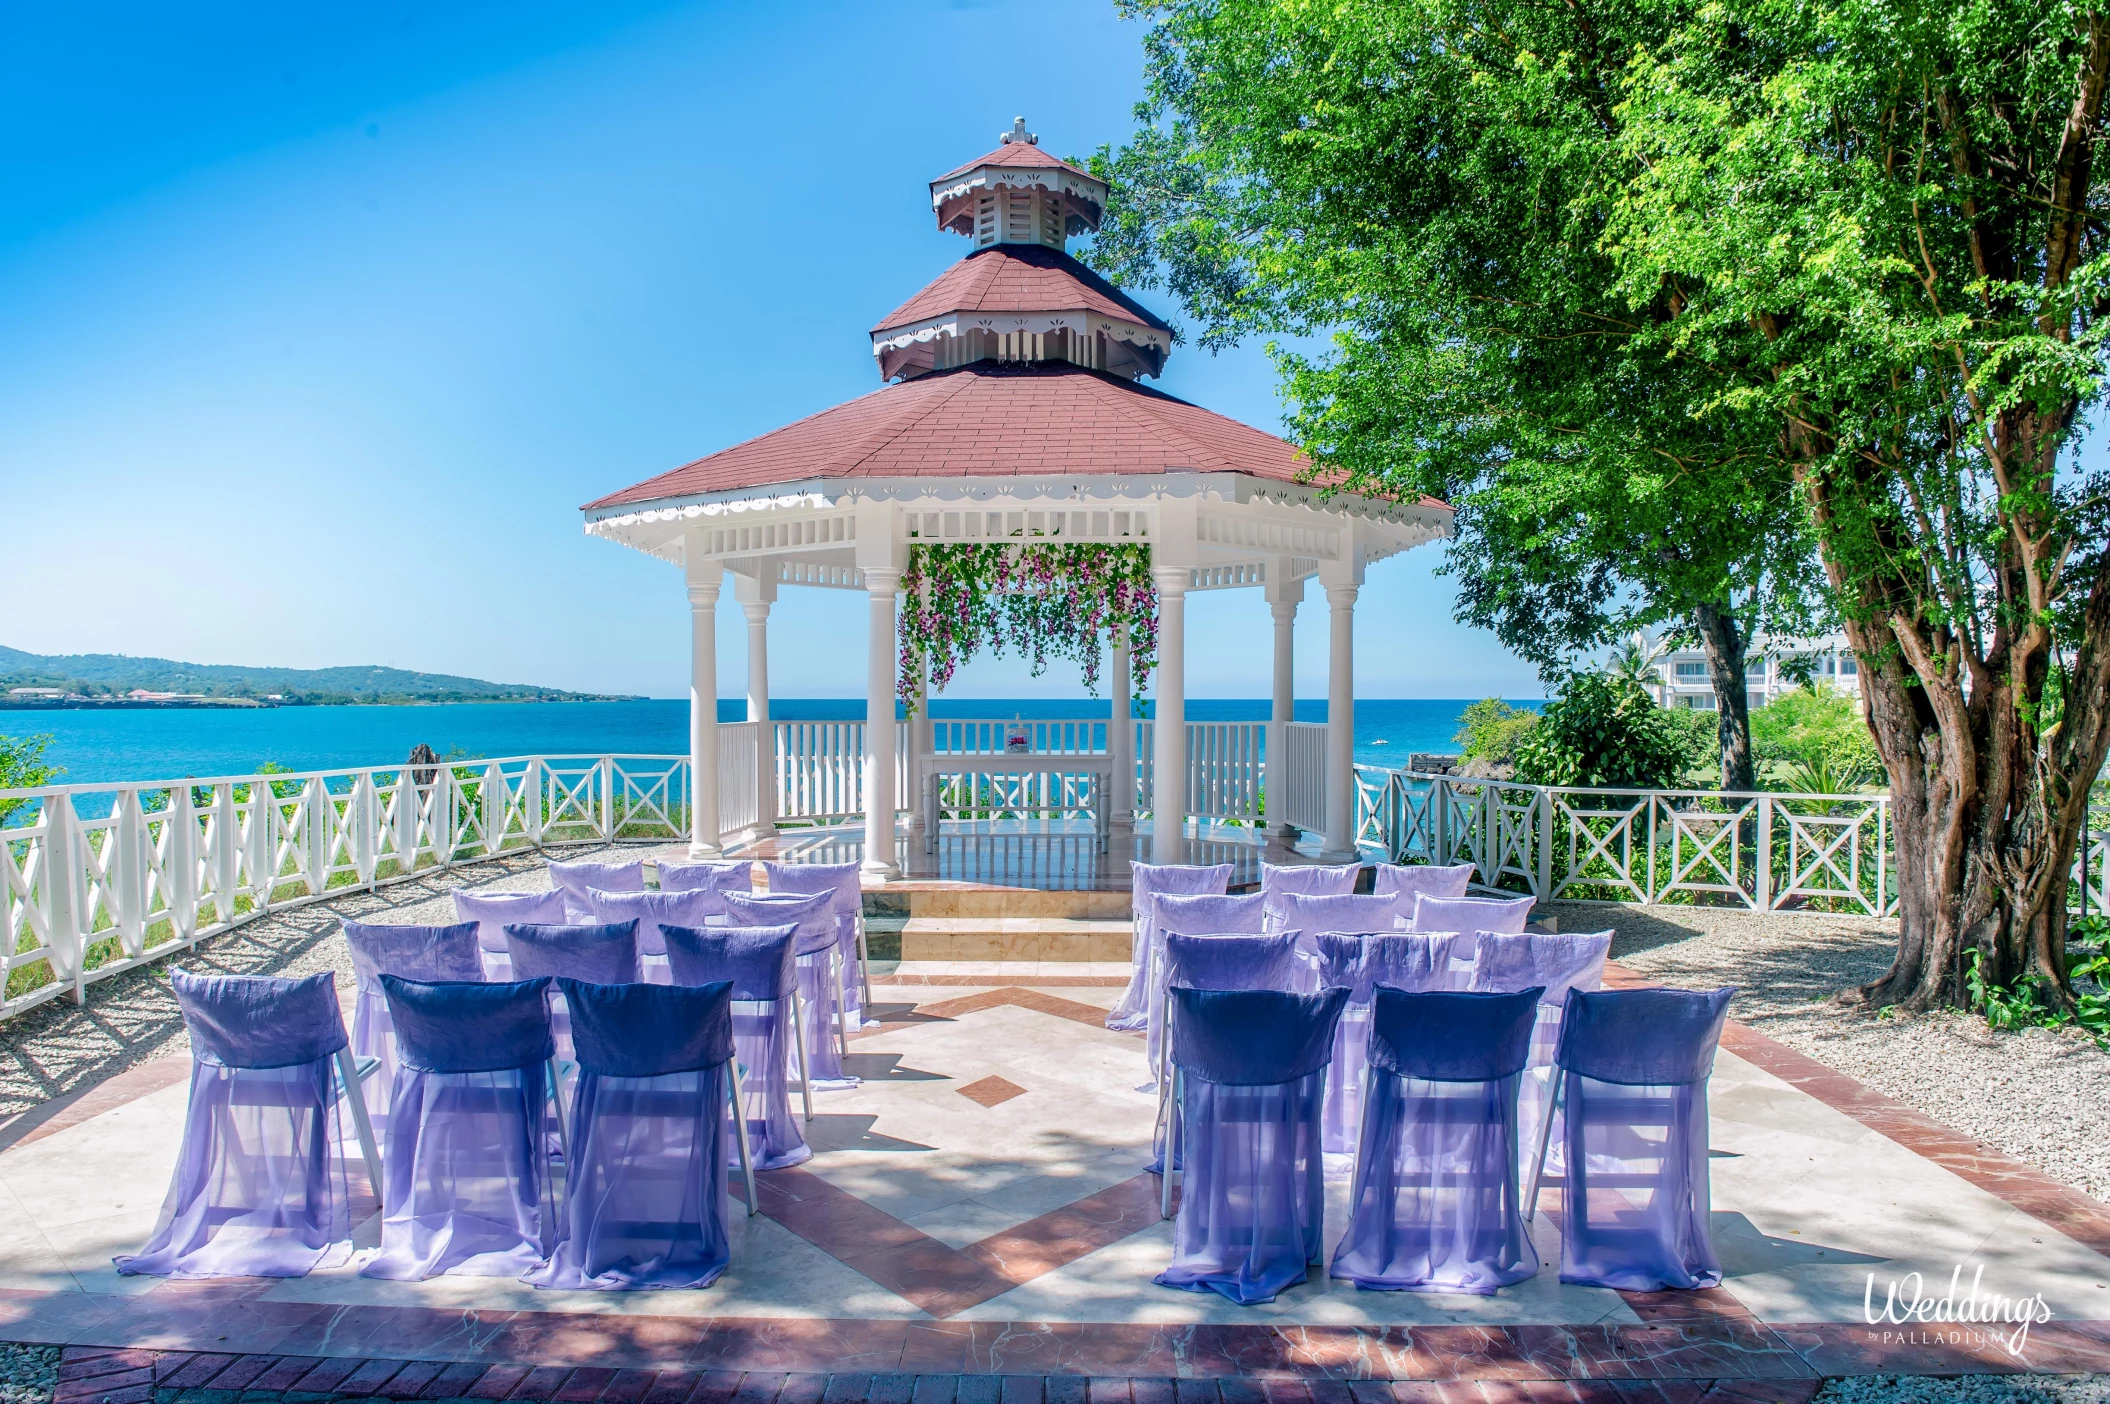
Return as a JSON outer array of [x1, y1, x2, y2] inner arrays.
[[1000, 116, 1037, 146]]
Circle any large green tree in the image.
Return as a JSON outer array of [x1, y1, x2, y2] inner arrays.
[[1096, 0, 2110, 1009], [1088, 0, 1825, 791], [1605, 0, 2110, 1007]]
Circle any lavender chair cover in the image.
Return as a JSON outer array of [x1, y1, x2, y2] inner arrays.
[[724, 890, 857, 1089], [1143, 893, 1268, 1074], [1332, 987, 1542, 1294], [341, 921, 484, 1118], [1372, 862, 1475, 904], [1472, 932, 1613, 1177], [1412, 893, 1535, 935], [1155, 985, 1349, 1305], [361, 976, 558, 1280], [547, 858, 647, 921], [452, 891, 569, 980], [1313, 932, 1472, 1165], [1148, 932, 1307, 1170], [583, 887, 722, 985], [535, 978, 739, 1291], [117, 970, 355, 1279], [657, 860, 755, 898], [662, 922, 811, 1170], [502, 921, 642, 1061], [1109, 863, 1234, 1031], [762, 860, 868, 1025], [1259, 861, 1361, 932], [1273, 894, 1412, 971], [1552, 986, 1735, 1291]]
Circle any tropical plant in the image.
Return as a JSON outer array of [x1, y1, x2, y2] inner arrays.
[[1452, 698, 1539, 770], [1751, 688, 1882, 794], [897, 542, 1157, 712], [0, 733, 58, 825], [1513, 673, 1707, 790], [1604, 634, 1670, 692]]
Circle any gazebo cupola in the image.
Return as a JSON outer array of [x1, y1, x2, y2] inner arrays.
[[871, 118, 1171, 383]]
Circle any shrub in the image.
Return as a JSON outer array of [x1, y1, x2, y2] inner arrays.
[[1513, 672, 1703, 789], [0, 734, 58, 825], [1752, 685, 1881, 791], [1453, 698, 1539, 768]]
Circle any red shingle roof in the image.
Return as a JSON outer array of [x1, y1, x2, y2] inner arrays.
[[873, 245, 1171, 335], [934, 143, 1092, 183], [585, 362, 1325, 509]]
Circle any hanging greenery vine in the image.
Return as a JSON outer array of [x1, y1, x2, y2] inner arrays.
[[897, 542, 1158, 712]]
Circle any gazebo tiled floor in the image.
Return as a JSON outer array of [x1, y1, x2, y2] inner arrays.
[[9, 962, 2110, 1403]]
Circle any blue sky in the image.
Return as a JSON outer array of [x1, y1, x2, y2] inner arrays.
[[1, 0, 1542, 702]]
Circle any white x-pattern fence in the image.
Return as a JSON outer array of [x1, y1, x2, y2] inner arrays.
[[1354, 768, 1897, 914]]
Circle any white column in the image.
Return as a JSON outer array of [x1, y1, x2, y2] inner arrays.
[[1321, 582, 1359, 860], [1151, 566, 1189, 858], [1264, 561, 1302, 838], [735, 573, 777, 836], [861, 566, 903, 879], [1109, 625, 1135, 828], [686, 549, 724, 859]]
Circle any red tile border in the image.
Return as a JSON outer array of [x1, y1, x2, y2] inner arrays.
[[0, 1058, 191, 1154]]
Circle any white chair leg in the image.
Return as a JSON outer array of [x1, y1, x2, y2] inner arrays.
[[1523, 1068, 1565, 1223], [832, 950, 851, 1063], [1346, 1065, 1372, 1199], [788, 988, 815, 1121], [729, 1070, 759, 1217], [547, 1057, 572, 1166], [1159, 1067, 1181, 1220], [856, 918, 874, 1008], [334, 1049, 384, 1199]]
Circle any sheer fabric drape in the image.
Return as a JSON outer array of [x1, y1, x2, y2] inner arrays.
[[1313, 932, 1470, 1167], [761, 860, 868, 1028], [117, 970, 356, 1279], [725, 890, 855, 1089], [1470, 931, 1613, 1174], [1109, 863, 1233, 1031], [1331, 987, 1540, 1294], [662, 922, 811, 1170], [1143, 893, 1267, 1076], [341, 921, 483, 1118]]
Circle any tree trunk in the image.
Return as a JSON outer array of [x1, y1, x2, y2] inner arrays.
[[1692, 602, 1756, 791]]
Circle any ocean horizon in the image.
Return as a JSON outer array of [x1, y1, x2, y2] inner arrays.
[[5, 697, 1537, 792]]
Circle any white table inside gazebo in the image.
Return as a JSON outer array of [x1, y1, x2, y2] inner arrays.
[[918, 753, 1116, 853]]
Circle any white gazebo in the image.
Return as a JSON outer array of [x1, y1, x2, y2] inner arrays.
[[582, 120, 1450, 880]]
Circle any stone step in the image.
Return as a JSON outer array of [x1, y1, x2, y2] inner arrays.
[[898, 916, 1133, 963], [867, 887, 1132, 921]]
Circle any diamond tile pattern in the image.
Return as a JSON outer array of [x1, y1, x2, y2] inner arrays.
[[956, 1076, 1026, 1108]]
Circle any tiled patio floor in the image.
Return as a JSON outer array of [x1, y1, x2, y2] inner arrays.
[[8, 965, 2110, 1394]]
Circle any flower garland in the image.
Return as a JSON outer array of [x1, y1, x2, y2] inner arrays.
[[897, 542, 1158, 712]]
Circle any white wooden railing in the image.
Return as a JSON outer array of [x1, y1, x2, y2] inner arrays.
[[1354, 767, 1899, 915], [1283, 722, 1328, 832]]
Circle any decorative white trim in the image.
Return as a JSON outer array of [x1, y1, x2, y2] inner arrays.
[[871, 310, 1169, 358], [930, 165, 1106, 216]]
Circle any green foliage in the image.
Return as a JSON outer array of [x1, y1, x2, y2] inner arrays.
[[1513, 674, 1706, 789], [1751, 688, 1881, 793], [898, 543, 1157, 712], [1452, 698, 1539, 768], [0, 733, 58, 825], [1967, 943, 2110, 1046]]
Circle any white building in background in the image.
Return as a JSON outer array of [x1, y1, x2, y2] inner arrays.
[[1649, 633, 1861, 711]]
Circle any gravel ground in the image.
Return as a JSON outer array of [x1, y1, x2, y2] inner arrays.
[[0, 1345, 56, 1404], [1816, 1376, 2110, 1404], [0, 843, 665, 1120], [1555, 899, 2110, 1202]]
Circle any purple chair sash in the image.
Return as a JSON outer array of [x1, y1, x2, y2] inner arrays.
[[116, 970, 354, 1279], [502, 922, 642, 1061], [1156, 986, 1348, 1305], [1316, 932, 1471, 1162], [547, 858, 646, 921], [657, 860, 755, 896], [1332, 987, 1541, 1294], [1412, 893, 1534, 935], [452, 891, 570, 980], [661, 923, 812, 1171], [361, 977, 558, 1281], [341, 921, 483, 1118], [1141, 893, 1268, 1077], [1372, 862, 1475, 904], [763, 860, 867, 1024], [1551, 986, 1735, 1292], [726, 890, 855, 1089], [582, 888, 721, 982], [1109, 862, 1233, 1032], [1259, 861, 1361, 931], [534, 980, 737, 1291]]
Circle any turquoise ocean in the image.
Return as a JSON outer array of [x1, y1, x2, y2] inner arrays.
[[10, 698, 1528, 791]]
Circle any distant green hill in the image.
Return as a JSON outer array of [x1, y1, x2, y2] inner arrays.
[[0, 646, 630, 706]]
